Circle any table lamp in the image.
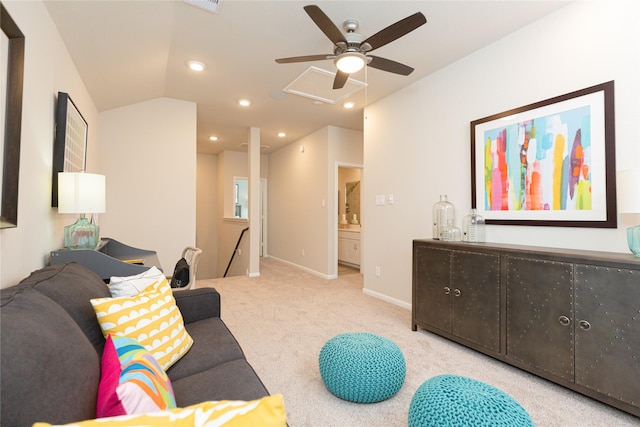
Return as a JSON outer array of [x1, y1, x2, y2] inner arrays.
[[617, 168, 640, 257], [58, 172, 106, 250]]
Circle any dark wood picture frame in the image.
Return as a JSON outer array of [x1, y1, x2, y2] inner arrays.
[[470, 81, 616, 228], [1, 3, 25, 229], [51, 91, 88, 207]]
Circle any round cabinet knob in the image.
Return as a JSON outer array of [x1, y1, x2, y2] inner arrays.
[[558, 315, 571, 326], [578, 320, 591, 331], [444, 287, 451, 295], [453, 289, 462, 297]]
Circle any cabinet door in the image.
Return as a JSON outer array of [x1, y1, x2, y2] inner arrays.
[[338, 238, 347, 262], [575, 264, 640, 409], [414, 246, 451, 333], [505, 256, 574, 382], [451, 251, 501, 352], [351, 241, 360, 265]]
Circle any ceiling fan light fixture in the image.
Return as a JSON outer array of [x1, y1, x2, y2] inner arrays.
[[187, 60, 206, 71], [335, 52, 366, 74]]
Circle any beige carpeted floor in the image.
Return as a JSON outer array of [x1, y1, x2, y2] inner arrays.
[[196, 257, 638, 427]]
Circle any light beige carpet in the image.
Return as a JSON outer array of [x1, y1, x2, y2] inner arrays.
[[196, 257, 638, 426]]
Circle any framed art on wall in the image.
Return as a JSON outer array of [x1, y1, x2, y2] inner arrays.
[[51, 91, 88, 207], [1, 3, 25, 229], [470, 81, 616, 228]]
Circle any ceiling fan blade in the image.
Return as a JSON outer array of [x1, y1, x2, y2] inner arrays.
[[333, 70, 349, 89], [368, 56, 414, 76], [275, 54, 331, 64], [363, 12, 427, 51], [304, 5, 346, 46]]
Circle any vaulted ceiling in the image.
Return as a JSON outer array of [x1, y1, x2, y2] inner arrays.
[[44, 1, 570, 154]]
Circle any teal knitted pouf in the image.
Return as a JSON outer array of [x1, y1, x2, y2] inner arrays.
[[408, 375, 534, 427], [318, 332, 406, 403]]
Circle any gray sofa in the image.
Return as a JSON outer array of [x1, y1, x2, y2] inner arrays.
[[1, 262, 269, 426]]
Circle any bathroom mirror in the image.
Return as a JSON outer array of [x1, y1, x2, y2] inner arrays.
[[345, 180, 360, 225]]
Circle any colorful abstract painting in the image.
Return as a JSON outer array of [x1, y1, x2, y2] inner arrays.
[[471, 81, 616, 227], [482, 106, 591, 212]]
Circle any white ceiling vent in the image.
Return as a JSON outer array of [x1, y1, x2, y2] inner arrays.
[[183, 0, 223, 14], [238, 143, 271, 151], [283, 66, 367, 104]]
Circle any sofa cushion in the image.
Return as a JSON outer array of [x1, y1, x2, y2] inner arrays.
[[97, 335, 176, 417], [170, 359, 271, 407], [16, 262, 111, 354], [0, 288, 100, 426], [33, 395, 287, 427], [166, 316, 245, 382], [91, 279, 193, 370], [108, 266, 166, 297]]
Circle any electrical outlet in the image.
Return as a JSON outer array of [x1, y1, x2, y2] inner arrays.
[[375, 266, 381, 277], [302, 249, 305, 256], [237, 248, 242, 256]]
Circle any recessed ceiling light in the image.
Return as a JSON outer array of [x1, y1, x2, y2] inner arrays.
[[343, 101, 355, 109], [277, 132, 286, 137], [238, 99, 251, 107], [209, 136, 218, 141], [186, 60, 206, 72]]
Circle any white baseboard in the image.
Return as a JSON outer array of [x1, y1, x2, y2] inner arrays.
[[267, 256, 335, 280], [362, 288, 411, 310]]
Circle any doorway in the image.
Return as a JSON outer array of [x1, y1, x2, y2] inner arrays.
[[337, 165, 363, 276]]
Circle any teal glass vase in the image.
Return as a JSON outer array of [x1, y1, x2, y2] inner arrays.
[[64, 216, 99, 250]]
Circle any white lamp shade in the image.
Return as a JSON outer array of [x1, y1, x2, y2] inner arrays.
[[58, 172, 106, 214], [335, 53, 366, 74], [617, 169, 640, 213]]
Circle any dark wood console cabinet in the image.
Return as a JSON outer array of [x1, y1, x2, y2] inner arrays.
[[412, 239, 640, 417]]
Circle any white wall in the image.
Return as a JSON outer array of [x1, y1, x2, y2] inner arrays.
[[98, 98, 197, 274], [269, 126, 363, 277], [363, 1, 640, 306], [0, 1, 98, 287], [196, 153, 218, 279], [215, 150, 269, 277]]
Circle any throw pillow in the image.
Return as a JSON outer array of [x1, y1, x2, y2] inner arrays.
[[33, 394, 287, 427], [90, 279, 193, 370], [97, 335, 176, 418], [170, 258, 190, 288], [108, 266, 166, 297]]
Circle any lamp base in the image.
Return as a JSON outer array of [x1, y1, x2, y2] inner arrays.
[[627, 224, 640, 257], [64, 217, 99, 250]]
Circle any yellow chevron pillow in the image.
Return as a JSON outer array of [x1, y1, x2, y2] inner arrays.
[[91, 278, 193, 371], [33, 394, 287, 427]]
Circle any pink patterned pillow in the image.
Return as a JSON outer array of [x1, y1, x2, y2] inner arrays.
[[97, 335, 176, 418]]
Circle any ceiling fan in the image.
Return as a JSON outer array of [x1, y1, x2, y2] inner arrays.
[[276, 5, 427, 89]]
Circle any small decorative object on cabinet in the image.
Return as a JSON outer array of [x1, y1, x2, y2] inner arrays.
[[432, 195, 454, 240], [462, 209, 485, 242], [413, 239, 640, 417]]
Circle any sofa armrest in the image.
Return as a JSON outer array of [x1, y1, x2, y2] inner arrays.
[[173, 288, 221, 324]]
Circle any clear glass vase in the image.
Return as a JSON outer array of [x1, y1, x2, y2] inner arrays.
[[432, 195, 455, 240], [441, 222, 461, 242], [462, 208, 486, 243]]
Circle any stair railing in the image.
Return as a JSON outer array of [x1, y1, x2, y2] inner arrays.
[[223, 227, 249, 278]]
